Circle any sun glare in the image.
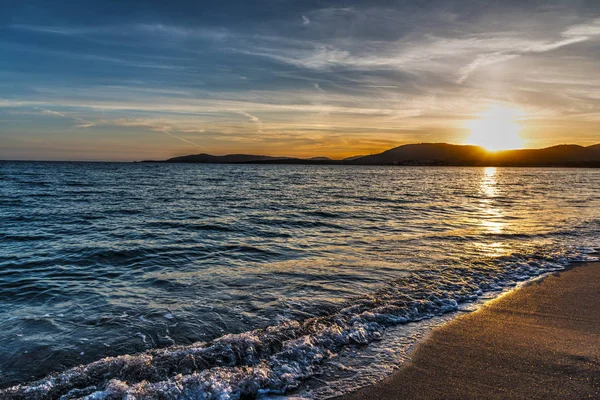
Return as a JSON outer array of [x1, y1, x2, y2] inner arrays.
[[466, 106, 525, 151]]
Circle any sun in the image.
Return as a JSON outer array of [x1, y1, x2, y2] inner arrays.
[[465, 106, 525, 151]]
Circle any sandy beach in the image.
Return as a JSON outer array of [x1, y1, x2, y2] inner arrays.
[[339, 261, 600, 400]]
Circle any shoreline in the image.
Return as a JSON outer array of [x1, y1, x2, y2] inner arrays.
[[338, 261, 600, 399], [1, 256, 597, 397]]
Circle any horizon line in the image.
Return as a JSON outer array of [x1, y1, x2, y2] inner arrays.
[[2, 141, 599, 163]]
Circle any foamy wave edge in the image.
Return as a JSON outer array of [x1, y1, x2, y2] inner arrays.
[[2, 246, 597, 400]]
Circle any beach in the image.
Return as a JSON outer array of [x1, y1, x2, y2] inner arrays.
[[340, 261, 600, 399]]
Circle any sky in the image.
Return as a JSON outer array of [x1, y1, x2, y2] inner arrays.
[[1, 0, 599, 161]]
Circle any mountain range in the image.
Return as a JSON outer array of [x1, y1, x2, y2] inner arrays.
[[147, 143, 600, 167]]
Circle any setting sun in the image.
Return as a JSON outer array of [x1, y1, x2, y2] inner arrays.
[[466, 106, 525, 151]]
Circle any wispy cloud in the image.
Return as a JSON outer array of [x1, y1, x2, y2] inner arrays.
[[36, 107, 66, 117], [1, 41, 190, 72], [10, 24, 107, 36], [160, 129, 205, 149], [11, 23, 230, 41], [74, 118, 95, 128], [34, 107, 95, 128], [134, 24, 230, 40], [228, 13, 600, 90], [458, 18, 600, 83], [237, 111, 264, 133], [562, 18, 600, 37], [237, 111, 260, 123]]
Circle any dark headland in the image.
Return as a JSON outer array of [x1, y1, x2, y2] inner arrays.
[[144, 143, 600, 167]]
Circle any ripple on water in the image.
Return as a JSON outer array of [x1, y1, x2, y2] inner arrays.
[[0, 163, 599, 393]]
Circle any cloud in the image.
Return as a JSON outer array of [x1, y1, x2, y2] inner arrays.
[[34, 107, 95, 128], [11, 23, 230, 41], [10, 24, 106, 36], [458, 18, 600, 83], [562, 18, 600, 37], [101, 117, 206, 134], [222, 10, 600, 94], [237, 111, 260, 123], [36, 107, 66, 117], [456, 53, 520, 84], [135, 24, 230, 40], [75, 119, 95, 128], [237, 111, 263, 133], [160, 129, 205, 149]]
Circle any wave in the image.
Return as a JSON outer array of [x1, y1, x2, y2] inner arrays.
[[0, 233, 54, 242], [144, 221, 236, 232], [1, 246, 597, 399]]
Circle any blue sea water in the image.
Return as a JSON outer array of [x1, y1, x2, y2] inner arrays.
[[0, 162, 598, 398]]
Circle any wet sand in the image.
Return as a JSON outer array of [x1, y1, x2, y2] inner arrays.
[[339, 262, 600, 400]]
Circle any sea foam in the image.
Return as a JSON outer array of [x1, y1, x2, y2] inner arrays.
[[2, 246, 596, 400]]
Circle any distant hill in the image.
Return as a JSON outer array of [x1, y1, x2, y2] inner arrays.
[[154, 143, 600, 167], [350, 143, 488, 165], [342, 155, 366, 161]]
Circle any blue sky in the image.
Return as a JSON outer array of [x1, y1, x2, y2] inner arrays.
[[1, 0, 599, 160]]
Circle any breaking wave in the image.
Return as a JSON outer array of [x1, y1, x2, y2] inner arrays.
[[2, 246, 596, 400]]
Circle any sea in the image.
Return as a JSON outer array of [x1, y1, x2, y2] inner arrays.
[[0, 162, 598, 399]]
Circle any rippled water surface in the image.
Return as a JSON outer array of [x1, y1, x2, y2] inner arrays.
[[0, 162, 599, 397]]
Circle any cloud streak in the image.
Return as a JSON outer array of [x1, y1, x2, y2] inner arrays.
[[33, 107, 95, 128], [160, 129, 205, 149], [458, 19, 600, 83]]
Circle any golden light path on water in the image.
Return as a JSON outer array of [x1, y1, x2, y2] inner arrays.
[[477, 167, 506, 257]]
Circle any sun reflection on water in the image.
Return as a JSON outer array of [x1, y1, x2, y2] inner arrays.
[[477, 167, 506, 256], [481, 167, 498, 197]]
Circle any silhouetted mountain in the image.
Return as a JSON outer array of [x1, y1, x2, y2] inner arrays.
[[490, 145, 600, 166], [350, 143, 488, 165], [349, 143, 600, 166], [155, 143, 600, 167], [342, 155, 366, 161]]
